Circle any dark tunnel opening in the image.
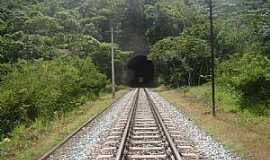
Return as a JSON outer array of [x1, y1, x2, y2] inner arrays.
[[126, 55, 154, 87]]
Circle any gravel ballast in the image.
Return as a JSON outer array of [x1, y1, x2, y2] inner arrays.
[[47, 89, 241, 160], [147, 89, 241, 160], [47, 90, 136, 160]]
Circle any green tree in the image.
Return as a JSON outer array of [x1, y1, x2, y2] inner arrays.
[[144, 0, 205, 44], [24, 15, 62, 35], [149, 34, 210, 87]]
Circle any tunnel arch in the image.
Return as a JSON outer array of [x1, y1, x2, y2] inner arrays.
[[125, 55, 154, 87]]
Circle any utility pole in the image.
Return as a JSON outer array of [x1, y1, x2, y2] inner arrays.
[[209, 0, 216, 116], [111, 24, 116, 98]]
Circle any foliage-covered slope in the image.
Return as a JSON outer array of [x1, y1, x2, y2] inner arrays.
[[148, 0, 270, 115], [0, 0, 129, 138]]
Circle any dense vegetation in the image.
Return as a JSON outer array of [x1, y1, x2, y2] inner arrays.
[[217, 53, 270, 115], [0, 0, 129, 139], [0, 57, 107, 136], [147, 0, 270, 116], [0, 0, 269, 141]]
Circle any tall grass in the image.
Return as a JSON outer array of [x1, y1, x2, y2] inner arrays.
[[177, 84, 269, 118]]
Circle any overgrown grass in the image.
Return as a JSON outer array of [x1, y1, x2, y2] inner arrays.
[[0, 89, 127, 160], [156, 85, 270, 160], [180, 85, 240, 112], [178, 84, 269, 119]]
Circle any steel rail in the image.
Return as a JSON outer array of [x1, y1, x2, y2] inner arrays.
[[144, 88, 183, 160], [115, 88, 139, 160], [38, 90, 130, 160]]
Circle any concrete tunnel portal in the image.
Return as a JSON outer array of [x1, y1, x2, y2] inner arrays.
[[125, 55, 154, 87]]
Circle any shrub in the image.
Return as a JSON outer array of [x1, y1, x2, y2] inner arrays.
[[0, 63, 12, 81], [149, 35, 210, 87], [0, 56, 107, 137], [217, 53, 270, 115], [0, 33, 56, 63]]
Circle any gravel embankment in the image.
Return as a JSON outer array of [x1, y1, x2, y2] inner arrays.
[[148, 89, 241, 160], [47, 90, 136, 160]]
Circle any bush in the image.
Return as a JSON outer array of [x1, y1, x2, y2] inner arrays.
[[0, 33, 56, 63], [0, 56, 107, 137], [0, 63, 12, 81], [149, 35, 210, 87], [217, 53, 270, 115]]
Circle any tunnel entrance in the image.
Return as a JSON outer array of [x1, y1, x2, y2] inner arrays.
[[126, 55, 154, 87]]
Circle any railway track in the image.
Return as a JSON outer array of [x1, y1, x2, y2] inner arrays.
[[37, 88, 241, 160], [40, 88, 207, 160], [96, 88, 202, 160], [39, 90, 137, 160]]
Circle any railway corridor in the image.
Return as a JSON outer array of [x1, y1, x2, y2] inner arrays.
[[97, 88, 202, 159], [44, 89, 241, 160]]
